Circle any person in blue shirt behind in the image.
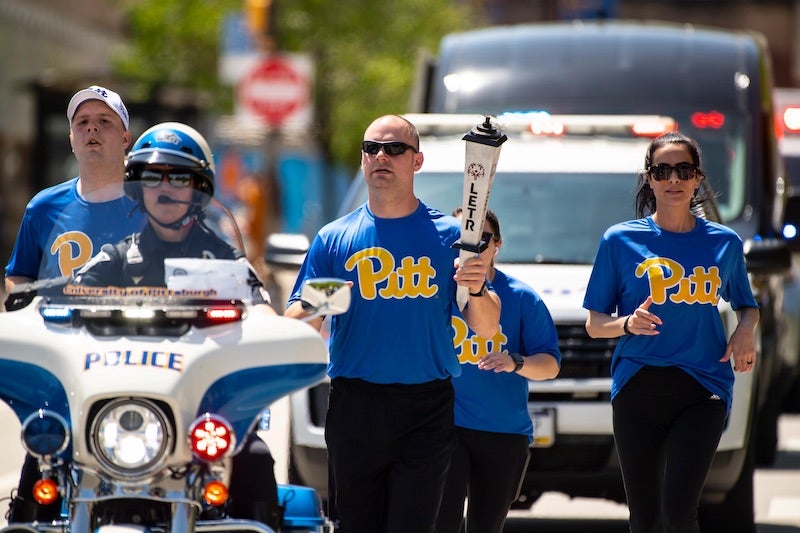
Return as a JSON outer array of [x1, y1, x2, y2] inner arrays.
[[436, 207, 561, 533], [4, 85, 146, 523], [5, 85, 145, 291], [583, 131, 759, 533]]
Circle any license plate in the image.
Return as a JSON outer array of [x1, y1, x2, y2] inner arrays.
[[528, 406, 555, 448]]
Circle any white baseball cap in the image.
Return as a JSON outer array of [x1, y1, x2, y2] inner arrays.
[[67, 85, 129, 130]]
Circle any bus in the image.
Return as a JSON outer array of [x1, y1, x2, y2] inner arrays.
[[410, 20, 794, 529]]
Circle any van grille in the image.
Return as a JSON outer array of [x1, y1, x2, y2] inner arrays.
[[529, 323, 616, 402]]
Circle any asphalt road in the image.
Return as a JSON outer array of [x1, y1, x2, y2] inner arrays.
[[0, 403, 797, 530], [506, 414, 800, 531]]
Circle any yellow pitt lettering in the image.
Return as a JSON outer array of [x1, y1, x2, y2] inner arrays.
[[451, 316, 508, 364], [51, 231, 93, 277], [345, 248, 395, 300], [635, 257, 721, 306], [345, 247, 438, 300], [380, 256, 437, 298], [677, 266, 721, 305]]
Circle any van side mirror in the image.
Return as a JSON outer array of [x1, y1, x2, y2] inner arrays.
[[264, 233, 310, 267], [743, 238, 791, 276], [782, 194, 800, 251]]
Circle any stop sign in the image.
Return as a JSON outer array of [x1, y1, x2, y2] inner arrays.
[[237, 56, 310, 126]]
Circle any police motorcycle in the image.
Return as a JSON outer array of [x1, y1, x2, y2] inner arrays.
[[0, 263, 347, 533], [0, 122, 347, 533]]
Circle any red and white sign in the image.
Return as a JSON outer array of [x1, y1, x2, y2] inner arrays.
[[237, 55, 312, 127]]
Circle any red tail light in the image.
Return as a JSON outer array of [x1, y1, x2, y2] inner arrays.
[[691, 111, 725, 129]]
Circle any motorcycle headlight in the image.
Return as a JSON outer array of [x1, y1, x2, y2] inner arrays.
[[90, 398, 172, 478]]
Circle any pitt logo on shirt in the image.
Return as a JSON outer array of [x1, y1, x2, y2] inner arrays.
[[451, 316, 508, 364], [636, 257, 722, 305], [51, 231, 94, 277], [345, 247, 438, 299]]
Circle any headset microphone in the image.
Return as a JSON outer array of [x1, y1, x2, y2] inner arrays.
[[157, 195, 194, 205]]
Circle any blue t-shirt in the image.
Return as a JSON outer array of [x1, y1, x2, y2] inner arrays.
[[583, 216, 758, 413], [5, 178, 146, 280], [451, 270, 561, 441], [288, 201, 463, 384]]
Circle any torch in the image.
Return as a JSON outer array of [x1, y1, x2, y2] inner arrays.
[[452, 116, 507, 310]]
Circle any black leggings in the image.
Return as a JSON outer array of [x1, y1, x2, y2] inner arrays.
[[612, 366, 727, 533], [435, 426, 530, 533]]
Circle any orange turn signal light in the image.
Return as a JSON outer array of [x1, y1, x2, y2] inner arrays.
[[203, 480, 229, 506], [33, 478, 59, 505]]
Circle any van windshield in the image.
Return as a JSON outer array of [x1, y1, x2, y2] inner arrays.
[[429, 111, 746, 227]]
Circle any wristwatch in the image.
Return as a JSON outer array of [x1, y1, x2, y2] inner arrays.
[[510, 353, 524, 373], [469, 281, 487, 297]]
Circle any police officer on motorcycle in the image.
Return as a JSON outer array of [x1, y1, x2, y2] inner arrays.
[[75, 121, 268, 303], [74, 122, 283, 528]]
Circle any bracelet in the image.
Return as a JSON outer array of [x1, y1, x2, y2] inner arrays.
[[469, 281, 487, 297], [622, 315, 632, 335]]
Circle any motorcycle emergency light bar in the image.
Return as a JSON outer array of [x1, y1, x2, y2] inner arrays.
[[39, 302, 246, 335], [204, 306, 242, 323], [40, 306, 72, 322], [189, 413, 234, 463], [123, 308, 156, 319]]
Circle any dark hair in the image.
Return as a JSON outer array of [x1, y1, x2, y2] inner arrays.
[[452, 207, 501, 241], [634, 131, 717, 219]]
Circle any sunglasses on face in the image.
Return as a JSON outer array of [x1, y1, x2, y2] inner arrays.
[[362, 140, 417, 156], [648, 162, 699, 181], [139, 169, 194, 188]]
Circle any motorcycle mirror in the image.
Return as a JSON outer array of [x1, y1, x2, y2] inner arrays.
[[300, 278, 351, 320]]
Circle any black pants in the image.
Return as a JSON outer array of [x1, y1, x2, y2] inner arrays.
[[325, 377, 455, 533], [228, 431, 282, 529], [612, 366, 727, 533], [435, 426, 530, 533]]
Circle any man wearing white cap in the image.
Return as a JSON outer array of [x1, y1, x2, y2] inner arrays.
[[3, 85, 147, 522], [4, 85, 145, 294]]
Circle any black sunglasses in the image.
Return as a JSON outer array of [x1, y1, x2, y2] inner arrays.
[[139, 169, 194, 188], [648, 163, 699, 181], [362, 140, 417, 156]]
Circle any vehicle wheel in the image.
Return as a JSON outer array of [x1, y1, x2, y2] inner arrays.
[[697, 432, 756, 532]]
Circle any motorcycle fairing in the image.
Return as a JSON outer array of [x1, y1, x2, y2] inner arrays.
[[198, 363, 326, 453]]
